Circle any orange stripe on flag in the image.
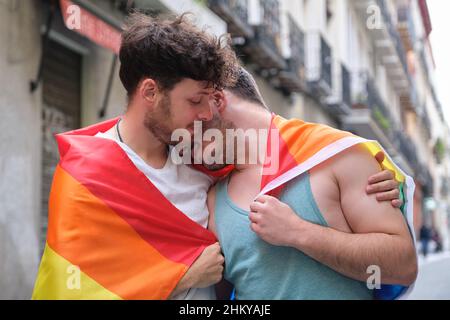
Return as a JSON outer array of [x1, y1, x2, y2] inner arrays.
[[46, 165, 188, 299], [274, 116, 353, 164]]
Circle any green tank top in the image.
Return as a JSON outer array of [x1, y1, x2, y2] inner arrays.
[[214, 172, 373, 300]]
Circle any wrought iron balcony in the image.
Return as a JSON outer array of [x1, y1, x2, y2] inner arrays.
[[320, 36, 332, 91], [342, 64, 352, 109], [305, 32, 332, 96], [351, 71, 370, 108], [352, 0, 410, 93], [344, 70, 417, 175], [325, 62, 352, 116], [277, 15, 307, 93], [395, 129, 419, 171], [245, 0, 286, 70], [377, 0, 409, 77], [395, 3, 420, 114], [367, 78, 397, 141], [343, 71, 398, 153], [208, 0, 253, 38]]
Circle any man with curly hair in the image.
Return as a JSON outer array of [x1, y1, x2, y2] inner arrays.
[[33, 13, 239, 300]]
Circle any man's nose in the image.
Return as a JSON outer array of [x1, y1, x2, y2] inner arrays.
[[197, 100, 213, 122]]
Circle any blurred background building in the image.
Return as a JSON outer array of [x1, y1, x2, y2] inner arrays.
[[0, 0, 449, 299]]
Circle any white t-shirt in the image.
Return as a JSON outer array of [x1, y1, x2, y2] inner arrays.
[[95, 132, 215, 300]]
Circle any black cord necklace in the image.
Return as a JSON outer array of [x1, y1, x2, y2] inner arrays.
[[116, 118, 124, 143], [116, 118, 170, 157]]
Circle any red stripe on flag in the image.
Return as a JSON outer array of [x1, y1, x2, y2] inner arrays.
[[260, 117, 298, 192], [56, 124, 216, 266]]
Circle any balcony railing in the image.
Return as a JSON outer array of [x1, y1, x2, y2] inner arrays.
[[208, 0, 253, 38], [255, 0, 282, 55], [306, 32, 332, 96], [321, 36, 332, 90], [325, 61, 352, 115], [352, 0, 410, 94], [367, 76, 394, 131], [377, 0, 409, 78], [277, 15, 307, 93], [351, 71, 369, 108], [245, 0, 286, 70], [395, 129, 419, 173], [288, 16, 305, 80], [342, 64, 351, 108], [350, 71, 394, 134]]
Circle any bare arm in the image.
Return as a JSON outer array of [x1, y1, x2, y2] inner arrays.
[[288, 218, 417, 285], [250, 145, 417, 286]]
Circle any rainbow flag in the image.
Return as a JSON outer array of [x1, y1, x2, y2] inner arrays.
[[257, 115, 417, 300], [32, 118, 216, 300]]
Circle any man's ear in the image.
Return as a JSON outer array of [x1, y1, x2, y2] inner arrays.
[[139, 78, 158, 105], [213, 90, 227, 113]]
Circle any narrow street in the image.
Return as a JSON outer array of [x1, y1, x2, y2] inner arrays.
[[407, 252, 450, 299]]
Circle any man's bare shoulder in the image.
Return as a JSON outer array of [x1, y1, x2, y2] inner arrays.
[[328, 144, 381, 182], [328, 144, 407, 234]]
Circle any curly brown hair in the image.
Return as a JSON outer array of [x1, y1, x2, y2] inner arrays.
[[119, 12, 239, 96]]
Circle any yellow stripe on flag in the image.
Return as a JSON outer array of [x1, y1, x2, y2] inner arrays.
[[363, 141, 405, 182], [32, 243, 121, 300]]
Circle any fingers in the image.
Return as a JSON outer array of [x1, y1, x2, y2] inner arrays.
[[391, 199, 403, 208], [367, 178, 398, 194], [249, 201, 264, 213], [375, 189, 400, 202], [250, 222, 260, 234], [217, 253, 225, 265], [210, 242, 221, 250], [248, 211, 261, 223], [206, 242, 221, 254], [249, 201, 265, 231], [254, 195, 276, 204], [368, 169, 394, 184], [210, 242, 225, 265], [374, 151, 385, 164]]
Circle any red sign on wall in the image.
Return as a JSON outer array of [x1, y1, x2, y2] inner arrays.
[[59, 0, 121, 54]]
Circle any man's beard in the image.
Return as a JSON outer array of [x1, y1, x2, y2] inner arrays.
[[143, 93, 177, 146], [199, 114, 237, 171]]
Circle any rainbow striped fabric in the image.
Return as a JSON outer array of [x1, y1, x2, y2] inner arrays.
[[257, 115, 417, 300], [33, 115, 416, 300], [32, 118, 216, 300]]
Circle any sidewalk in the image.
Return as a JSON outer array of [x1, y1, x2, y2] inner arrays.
[[417, 250, 450, 266], [406, 250, 450, 299]]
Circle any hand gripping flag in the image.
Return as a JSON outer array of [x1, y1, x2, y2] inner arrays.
[[32, 118, 216, 300], [256, 115, 417, 300]]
